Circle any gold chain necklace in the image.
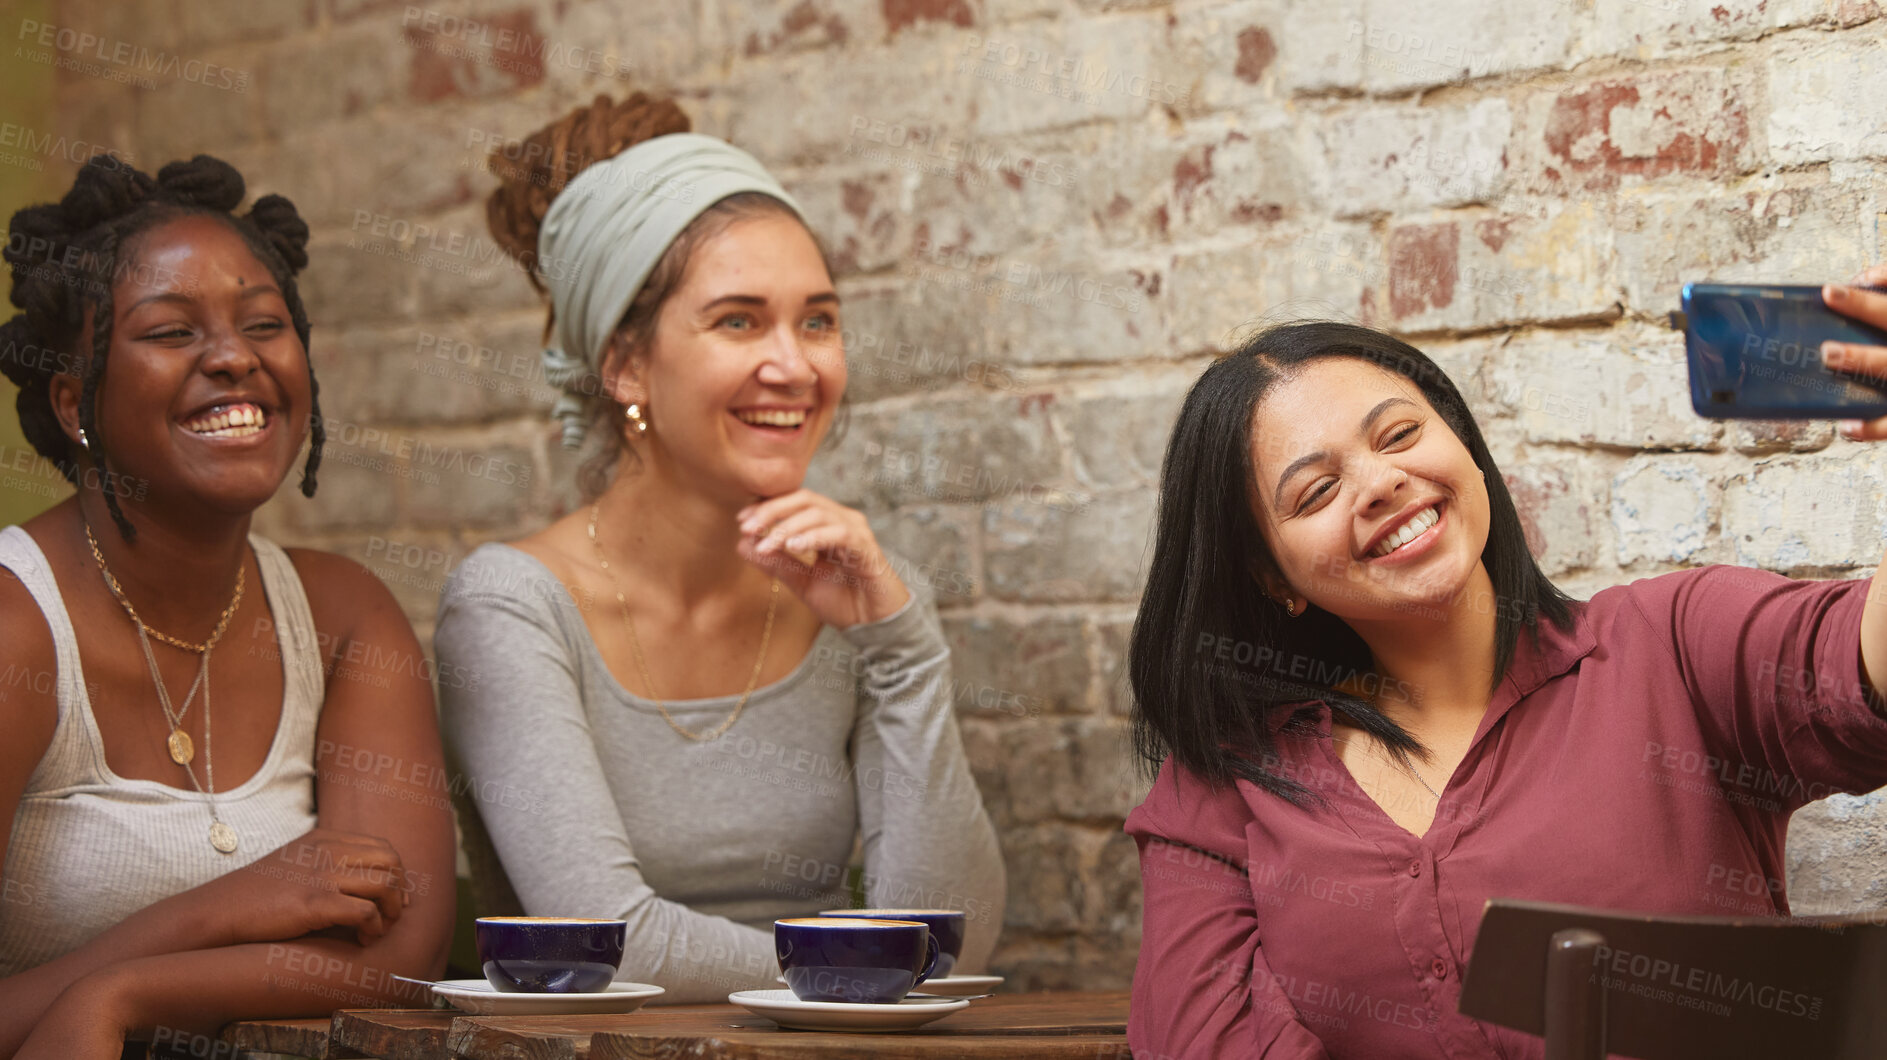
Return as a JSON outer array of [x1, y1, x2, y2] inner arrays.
[[86, 521, 246, 853], [586, 502, 778, 742]]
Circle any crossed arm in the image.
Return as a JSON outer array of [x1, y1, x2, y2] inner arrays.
[[0, 553, 455, 1059]]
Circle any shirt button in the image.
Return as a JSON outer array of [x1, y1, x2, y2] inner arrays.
[[1432, 957, 1449, 979], [1408, 859, 1422, 877]]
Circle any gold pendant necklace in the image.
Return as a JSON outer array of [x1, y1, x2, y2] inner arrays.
[[86, 521, 246, 852], [587, 502, 778, 741]]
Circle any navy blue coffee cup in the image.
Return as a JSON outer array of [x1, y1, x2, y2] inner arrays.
[[775, 917, 938, 1003], [819, 908, 966, 980], [475, 916, 627, 993]]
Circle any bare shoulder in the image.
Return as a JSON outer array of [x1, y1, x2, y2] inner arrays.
[[0, 558, 60, 797], [281, 547, 413, 644]]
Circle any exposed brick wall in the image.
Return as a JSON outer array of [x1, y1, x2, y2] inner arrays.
[[26, 0, 1887, 988]]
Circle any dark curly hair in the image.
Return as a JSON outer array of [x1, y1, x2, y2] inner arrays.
[[0, 153, 323, 539]]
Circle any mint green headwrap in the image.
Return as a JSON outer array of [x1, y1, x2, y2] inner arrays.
[[536, 132, 805, 448]]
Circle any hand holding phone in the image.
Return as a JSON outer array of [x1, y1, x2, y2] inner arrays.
[[1818, 271, 1887, 438], [1680, 272, 1887, 422]]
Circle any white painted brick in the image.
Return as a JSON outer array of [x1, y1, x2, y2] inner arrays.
[[1167, 224, 1380, 354], [1769, 36, 1887, 166], [1611, 457, 1714, 565], [1501, 449, 1607, 576], [1319, 98, 1511, 215], [1351, 0, 1579, 93], [1480, 325, 1723, 449], [1383, 200, 1616, 332], [1723, 450, 1887, 569]]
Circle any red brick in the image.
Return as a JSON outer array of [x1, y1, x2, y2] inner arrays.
[[1388, 222, 1459, 320], [403, 6, 545, 103], [1234, 27, 1276, 83], [1525, 69, 1753, 191], [882, 0, 974, 36]]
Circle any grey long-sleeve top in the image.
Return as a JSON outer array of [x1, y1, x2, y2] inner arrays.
[[434, 544, 1005, 1003]]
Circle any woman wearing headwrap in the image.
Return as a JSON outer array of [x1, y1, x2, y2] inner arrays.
[[434, 94, 1005, 1002]]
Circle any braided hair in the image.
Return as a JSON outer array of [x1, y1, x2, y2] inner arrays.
[[0, 154, 323, 540]]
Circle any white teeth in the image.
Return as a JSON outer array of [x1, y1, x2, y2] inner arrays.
[[1371, 506, 1439, 558], [736, 409, 807, 427], [184, 404, 268, 436]]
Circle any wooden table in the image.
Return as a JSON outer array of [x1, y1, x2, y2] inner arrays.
[[221, 991, 1129, 1059]]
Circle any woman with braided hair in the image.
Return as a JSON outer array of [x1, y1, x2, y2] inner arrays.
[[0, 155, 454, 1057], [435, 93, 1006, 1002]]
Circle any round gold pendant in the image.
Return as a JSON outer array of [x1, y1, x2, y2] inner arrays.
[[209, 820, 238, 854], [167, 729, 195, 765]]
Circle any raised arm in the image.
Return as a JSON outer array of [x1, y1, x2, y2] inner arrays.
[[1628, 564, 1887, 808], [435, 572, 780, 1003], [1814, 266, 1887, 704], [12, 555, 456, 1059], [845, 589, 1006, 973]]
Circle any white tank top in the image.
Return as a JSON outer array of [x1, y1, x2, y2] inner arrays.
[[0, 525, 323, 976]]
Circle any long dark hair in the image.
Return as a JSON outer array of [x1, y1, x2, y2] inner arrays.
[[1129, 321, 1577, 803], [0, 154, 323, 540]]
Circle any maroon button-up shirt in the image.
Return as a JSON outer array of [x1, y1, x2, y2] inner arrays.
[[1126, 565, 1887, 1059]]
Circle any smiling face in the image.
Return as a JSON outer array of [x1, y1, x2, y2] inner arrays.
[[54, 213, 312, 518], [608, 211, 845, 504], [1248, 357, 1490, 622]]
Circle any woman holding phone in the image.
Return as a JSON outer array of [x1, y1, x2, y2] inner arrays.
[[434, 93, 1004, 1003], [0, 156, 454, 1058], [1125, 269, 1887, 1058]]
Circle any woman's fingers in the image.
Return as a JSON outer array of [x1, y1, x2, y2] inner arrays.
[[311, 893, 387, 946], [1847, 264, 1887, 288], [754, 508, 832, 554], [1824, 283, 1887, 332], [1821, 277, 1887, 441], [1836, 417, 1887, 441], [779, 524, 854, 563], [737, 491, 816, 537]]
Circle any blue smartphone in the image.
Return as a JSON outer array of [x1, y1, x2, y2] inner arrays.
[[1679, 282, 1887, 420]]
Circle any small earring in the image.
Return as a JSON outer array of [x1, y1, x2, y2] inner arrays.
[[1280, 596, 1301, 617], [78, 427, 90, 451], [625, 403, 648, 436]]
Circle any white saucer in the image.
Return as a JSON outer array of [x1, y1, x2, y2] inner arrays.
[[430, 979, 664, 1015], [730, 988, 969, 1031], [909, 974, 1004, 998], [774, 973, 1004, 998]]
